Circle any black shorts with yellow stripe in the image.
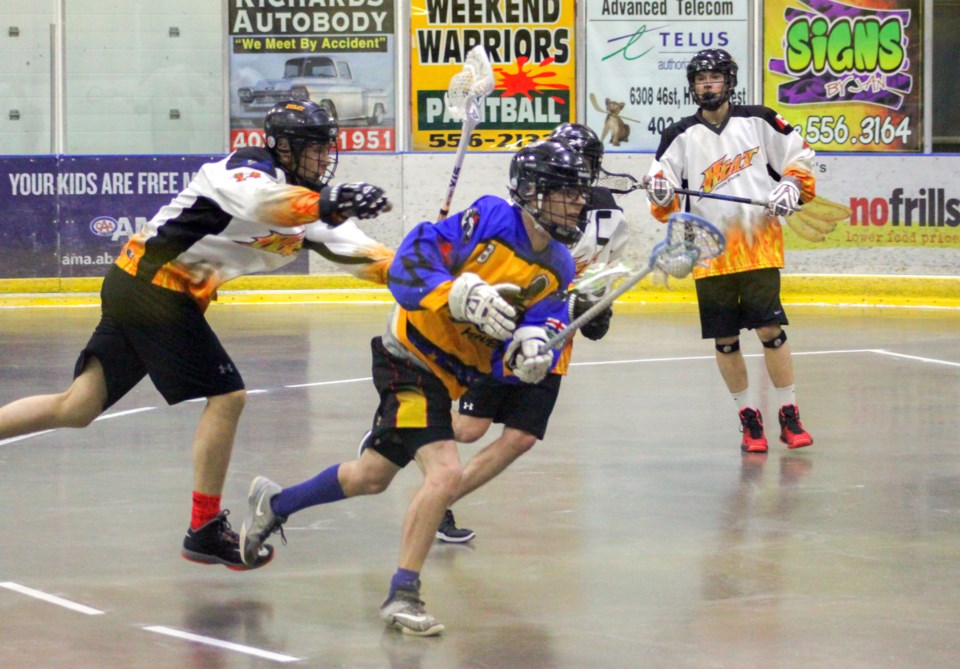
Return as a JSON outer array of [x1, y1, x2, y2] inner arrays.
[[367, 336, 456, 468]]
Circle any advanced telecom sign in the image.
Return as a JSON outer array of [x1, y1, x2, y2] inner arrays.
[[764, 0, 922, 152], [583, 0, 751, 152]]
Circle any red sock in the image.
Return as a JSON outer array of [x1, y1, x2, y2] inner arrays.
[[191, 492, 221, 530]]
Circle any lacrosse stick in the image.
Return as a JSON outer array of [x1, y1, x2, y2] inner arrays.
[[437, 45, 495, 220], [596, 168, 770, 207], [545, 212, 726, 350]]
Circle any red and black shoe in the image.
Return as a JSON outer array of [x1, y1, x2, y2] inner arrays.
[[739, 408, 769, 453], [779, 404, 813, 449]]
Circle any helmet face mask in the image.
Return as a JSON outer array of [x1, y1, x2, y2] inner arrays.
[[548, 122, 604, 182], [686, 49, 738, 111], [263, 100, 339, 191], [509, 140, 592, 245]]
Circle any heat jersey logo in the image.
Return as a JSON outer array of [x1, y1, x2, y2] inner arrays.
[[240, 230, 303, 256], [700, 147, 760, 193]]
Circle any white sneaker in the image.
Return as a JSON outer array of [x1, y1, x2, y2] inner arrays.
[[379, 586, 444, 636], [239, 476, 287, 566]]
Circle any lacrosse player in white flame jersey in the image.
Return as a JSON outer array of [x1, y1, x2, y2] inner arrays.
[[0, 100, 391, 571], [645, 48, 816, 453]]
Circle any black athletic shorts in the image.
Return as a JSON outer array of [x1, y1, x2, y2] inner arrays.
[[367, 336, 456, 468], [457, 372, 563, 440], [76, 265, 245, 410], [694, 268, 789, 340]]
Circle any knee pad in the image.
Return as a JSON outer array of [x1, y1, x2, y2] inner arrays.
[[716, 339, 740, 354], [762, 329, 788, 349]]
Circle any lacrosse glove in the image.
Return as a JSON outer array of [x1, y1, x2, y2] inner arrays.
[[320, 182, 391, 225], [568, 292, 612, 341], [766, 180, 801, 217], [448, 273, 518, 340], [642, 175, 675, 208], [505, 326, 554, 384]]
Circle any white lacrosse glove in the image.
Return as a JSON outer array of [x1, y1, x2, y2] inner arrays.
[[505, 326, 554, 384], [642, 175, 675, 207], [766, 180, 801, 217], [448, 272, 518, 340]]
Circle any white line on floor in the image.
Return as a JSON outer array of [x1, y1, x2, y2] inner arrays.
[[0, 581, 104, 615], [94, 407, 156, 421], [0, 429, 55, 446], [2, 348, 953, 448], [142, 626, 301, 663], [285, 376, 371, 389], [571, 348, 883, 367], [871, 349, 960, 368]]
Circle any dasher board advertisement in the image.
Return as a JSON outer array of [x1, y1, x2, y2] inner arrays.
[[228, 1, 397, 153], [585, 0, 751, 152], [410, 0, 577, 151], [764, 0, 923, 152]]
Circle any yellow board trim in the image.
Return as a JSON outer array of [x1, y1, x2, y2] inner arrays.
[[0, 274, 957, 309]]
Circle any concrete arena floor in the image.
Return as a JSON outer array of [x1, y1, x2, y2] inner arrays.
[[1, 302, 959, 669]]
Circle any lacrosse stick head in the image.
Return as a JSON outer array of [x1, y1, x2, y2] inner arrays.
[[445, 46, 495, 123], [652, 213, 726, 278]]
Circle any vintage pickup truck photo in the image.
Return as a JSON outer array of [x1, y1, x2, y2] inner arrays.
[[237, 56, 390, 126]]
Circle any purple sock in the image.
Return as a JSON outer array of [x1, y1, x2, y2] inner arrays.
[[271, 464, 346, 517], [389, 568, 420, 599]]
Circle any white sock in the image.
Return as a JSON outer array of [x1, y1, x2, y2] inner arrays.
[[775, 384, 797, 408], [732, 389, 753, 410]]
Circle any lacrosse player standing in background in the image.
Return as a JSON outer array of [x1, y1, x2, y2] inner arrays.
[[0, 100, 392, 570], [239, 140, 591, 635], [645, 48, 816, 454], [437, 122, 633, 543]]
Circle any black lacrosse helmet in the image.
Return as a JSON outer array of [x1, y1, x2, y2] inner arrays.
[[686, 49, 738, 111], [509, 140, 592, 245], [549, 122, 604, 181], [263, 100, 339, 191]]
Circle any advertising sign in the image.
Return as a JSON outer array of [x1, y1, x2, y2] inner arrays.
[[764, 0, 923, 152], [0, 156, 309, 279], [228, 1, 397, 153], [584, 0, 751, 152], [410, 0, 577, 151]]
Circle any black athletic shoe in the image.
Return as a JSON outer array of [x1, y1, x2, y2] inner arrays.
[[181, 510, 274, 571], [435, 509, 476, 543]]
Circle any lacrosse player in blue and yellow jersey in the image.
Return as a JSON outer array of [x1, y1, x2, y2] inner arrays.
[[239, 140, 592, 636]]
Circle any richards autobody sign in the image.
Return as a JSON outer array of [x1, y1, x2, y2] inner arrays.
[[227, 0, 397, 153], [584, 0, 750, 152], [410, 0, 577, 151], [763, 0, 922, 152]]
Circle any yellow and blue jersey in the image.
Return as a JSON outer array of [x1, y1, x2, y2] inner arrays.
[[386, 195, 574, 399]]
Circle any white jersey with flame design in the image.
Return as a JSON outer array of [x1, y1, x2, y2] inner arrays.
[[115, 147, 322, 308], [647, 105, 815, 279]]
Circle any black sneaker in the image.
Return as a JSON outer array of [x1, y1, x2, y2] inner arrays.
[[181, 510, 274, 571], [435, 509, 475, 543]]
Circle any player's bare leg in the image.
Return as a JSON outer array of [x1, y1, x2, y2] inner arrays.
[[379, 439, 459, 636], [716, 335, 767, 453], [402, 439, 461, 568], [181, 389, 267, 570], [756, 326, 812, 448], [453, 427, 537, 503], [191, 389, 246, 495], [0, 358, 107, 438]]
